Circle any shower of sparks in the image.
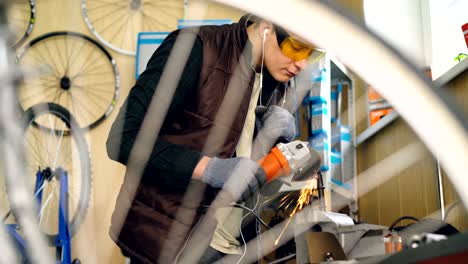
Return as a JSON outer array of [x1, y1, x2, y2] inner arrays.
[[275, 177, 318, 245]]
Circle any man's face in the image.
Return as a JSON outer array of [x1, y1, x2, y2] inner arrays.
[[263, 28, 311, 83]]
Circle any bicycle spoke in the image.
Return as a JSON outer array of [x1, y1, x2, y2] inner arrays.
[[87, 4, 128, 25], [20, 102, 91, 240], [42, 184, 58, 233], [89, 0, 128, 7], [72, 86, 108, 112], [7, 0, 34, 47], [87, 0, 128, 12], [28, 50, 60, 79], [51, 121, 65, 169], [83, 0, 183, 54], [141, 11, 174, 30], [100, 12, 130, 45], [69, 90, 99, 120], [19, 31, 119, 130], [144, 2, 184, 12], [71, 61, 113, 78], [33, 181, 47, 199], [38, 184, 55, 225], [71, 70, 114, 79], [119, 12, 131, 51], [19, 85, 57, 104], [54, 37, 68, 76], [25, 129, 46, 167], [80, 86, 115, 97], [43, 41, 65, 77], [66, 38, 89, 75], [72, 85, 108, 111], [50, 89, 64, 108], [55, 139, 72, 170], [71, 47, 101, 78]]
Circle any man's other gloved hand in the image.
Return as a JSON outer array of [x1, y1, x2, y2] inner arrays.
[[201, 157, 267, 201], [251, 106, 296, 160]]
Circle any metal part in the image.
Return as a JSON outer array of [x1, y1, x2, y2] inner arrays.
[[275, 141, 321, 182], [407, 233, 447, 249], [436, 158, 445, 220]]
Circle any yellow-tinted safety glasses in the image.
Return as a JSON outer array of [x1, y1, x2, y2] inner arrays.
[[276, 25, 314, 61]]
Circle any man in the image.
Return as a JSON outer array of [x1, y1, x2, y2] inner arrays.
[[106, 14, 313, 263]]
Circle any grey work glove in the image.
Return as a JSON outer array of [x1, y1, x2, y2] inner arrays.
[[251, 106, 296, 160], [201, 157, 267, 201]]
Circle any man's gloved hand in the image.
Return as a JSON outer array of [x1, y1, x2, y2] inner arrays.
[[251, 106, 296, 160], [201, 157, 267, 201]]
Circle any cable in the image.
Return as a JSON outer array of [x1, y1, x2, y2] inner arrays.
[[237, 213, 249, 264], [201, 203, 270, 230], [389, 216, 419, 231], [267, 253, 296, 264], [259, 27, 267, 106], [444, 200, 461, 221], [256, 201, 262, 263], [174, 215, 203, 264], [236, 195, 259, 264], [231, 203, 271, 230]]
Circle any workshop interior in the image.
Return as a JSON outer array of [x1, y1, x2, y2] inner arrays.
[[1, 0, 467, 263]]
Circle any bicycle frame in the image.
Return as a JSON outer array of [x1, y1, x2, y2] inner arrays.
[[5, 168, 72, 264]]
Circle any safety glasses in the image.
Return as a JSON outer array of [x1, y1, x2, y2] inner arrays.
[[275, 25, 314, 61]]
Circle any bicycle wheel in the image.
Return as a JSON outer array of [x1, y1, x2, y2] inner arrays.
[[82, 0, 185, 56], [7, 0, 35, 48], [22, 102, 91, 243], [17, 31, 120, 132]]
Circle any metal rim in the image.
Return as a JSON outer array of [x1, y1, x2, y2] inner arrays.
[[81, 0, 185, 56], [22, 102, 91, 243], [8, 0, 36, 49], [17, 31, 120, 131]]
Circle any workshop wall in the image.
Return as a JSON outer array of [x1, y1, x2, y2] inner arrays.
[[357, 71, 468, 232], [14, 1, 243, 263], [441, 72, 468, 231], [357, 120, 440, 227]]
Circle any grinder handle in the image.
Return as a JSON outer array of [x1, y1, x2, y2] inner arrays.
[[258, 147, 291, 182]]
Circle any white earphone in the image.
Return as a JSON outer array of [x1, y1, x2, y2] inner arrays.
[[262, 28, 269, 39], [258, 27, 269, 105]]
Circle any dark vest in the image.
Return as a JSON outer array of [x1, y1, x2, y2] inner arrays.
[[110, 16, 261, 263]]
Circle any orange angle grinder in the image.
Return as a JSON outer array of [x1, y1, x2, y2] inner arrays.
[[258, 140, 322, 183]]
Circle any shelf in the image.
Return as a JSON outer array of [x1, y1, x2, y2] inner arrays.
[[368, 102, 392, 111], [355, 59, 468, 146], [330, 56, 352, 83], [355, 111, 399, 146], [331, 181, 354, 200], [433, 58, 468, 87]]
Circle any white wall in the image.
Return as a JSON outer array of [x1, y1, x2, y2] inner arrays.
[[363, 0, 430, 69], [429, 0, 468, 79]]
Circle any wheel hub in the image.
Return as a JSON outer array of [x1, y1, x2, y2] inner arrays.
[[130, 0, 141, 10], [42, 167, 54, 181], [60, 76, 71, 90]]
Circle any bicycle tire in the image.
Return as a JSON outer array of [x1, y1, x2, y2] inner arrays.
[[17, 31, 120, 133], [81, 0, 185, 56], [22, 102, 91, 243], [7, 0, 35, 49]]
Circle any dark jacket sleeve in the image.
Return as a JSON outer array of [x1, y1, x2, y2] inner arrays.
[[106, 32, 203, 190]]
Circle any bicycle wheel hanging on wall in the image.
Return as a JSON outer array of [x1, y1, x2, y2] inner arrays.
[[81, 0, 185, 56], [7, 0, 35, 48], [17, 31, 120, 132], [16, 103, 91, 243]]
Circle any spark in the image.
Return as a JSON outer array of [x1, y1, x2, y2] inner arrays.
[[275, 177, 318, 245]]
